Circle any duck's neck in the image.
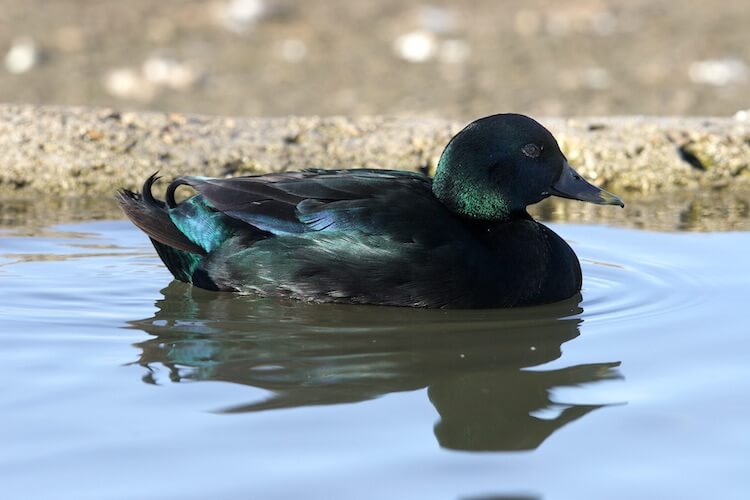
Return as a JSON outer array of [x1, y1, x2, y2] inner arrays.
[[432, 174, 516, 221]]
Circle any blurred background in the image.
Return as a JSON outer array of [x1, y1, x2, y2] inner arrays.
[[1, 0, 749, 119]]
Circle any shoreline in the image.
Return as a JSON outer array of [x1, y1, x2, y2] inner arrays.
[[1, 104, 749, 195]]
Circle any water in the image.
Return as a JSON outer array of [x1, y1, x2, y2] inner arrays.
[[1, 197, 749, 500]]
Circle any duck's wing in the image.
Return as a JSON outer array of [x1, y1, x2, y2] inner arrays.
[[121, 169, 487, 306], [166, 168, 438, 239]]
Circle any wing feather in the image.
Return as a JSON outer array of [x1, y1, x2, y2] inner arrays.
[[167, 169, 433, 236]]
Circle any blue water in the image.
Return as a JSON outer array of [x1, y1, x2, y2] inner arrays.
[[1, 206, 748, 500]]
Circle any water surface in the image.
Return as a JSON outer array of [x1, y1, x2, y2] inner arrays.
[[1, 197, 748, 499]]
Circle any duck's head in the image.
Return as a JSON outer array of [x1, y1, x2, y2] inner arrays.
[[433, 113, 623, 220]]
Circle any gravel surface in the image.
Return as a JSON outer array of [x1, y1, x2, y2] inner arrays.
[[1, 0, 749, 118], [1, 105, 749, 197]]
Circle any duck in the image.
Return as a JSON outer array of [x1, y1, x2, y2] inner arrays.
[[118, 113, 623, 308]]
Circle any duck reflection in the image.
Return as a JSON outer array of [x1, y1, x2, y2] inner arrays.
[[129, 282, 621, 452]]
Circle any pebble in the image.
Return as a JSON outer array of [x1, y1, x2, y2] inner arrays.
[[214, 0, 267, 33], [142, 56, 199, 90], [4, 37, 39, 74], [689, 58, 748, 86], [393, 30, 437, 63], [104, 57, 199, 100], [103, 68, 156, 101]]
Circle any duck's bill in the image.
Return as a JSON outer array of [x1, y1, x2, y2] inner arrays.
[[549, 161, 624, 207]]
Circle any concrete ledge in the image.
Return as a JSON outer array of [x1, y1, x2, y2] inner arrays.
[[1, 104, 749, 195]]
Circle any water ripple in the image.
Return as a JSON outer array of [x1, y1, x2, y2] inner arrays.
[[577, 238, 706, 325]]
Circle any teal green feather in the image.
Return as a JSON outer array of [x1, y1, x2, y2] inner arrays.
[[169, 197, 234, 253], [150, 238, 202, 283]]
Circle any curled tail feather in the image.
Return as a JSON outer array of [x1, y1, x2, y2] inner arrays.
[[116, 173, 205, 255], [116, 173, 206, 283]]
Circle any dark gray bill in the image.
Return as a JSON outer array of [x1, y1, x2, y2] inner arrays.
[[549, 161, 624, 207]]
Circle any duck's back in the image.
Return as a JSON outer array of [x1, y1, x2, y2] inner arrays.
[[118, 169, 580, 308]]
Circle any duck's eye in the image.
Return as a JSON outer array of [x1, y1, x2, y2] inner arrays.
[[522, 143, 542, 159]]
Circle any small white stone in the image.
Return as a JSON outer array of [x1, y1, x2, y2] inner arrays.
[[5, 37, 39, 74], [103, 68, 156, 101], [689, 58, 748, 86], [393, 30, 437, 63], [215, 0, 267, 33], [142, 58, 172, 85], [734, 109, 750, 121], [142, 56, 198, 90]]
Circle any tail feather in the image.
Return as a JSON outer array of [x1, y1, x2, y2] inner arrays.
[[116, 173, 206, 255], [117, 173, 207, 283]]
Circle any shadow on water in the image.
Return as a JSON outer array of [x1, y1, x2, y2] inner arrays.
[[129, 282, 622, 452]]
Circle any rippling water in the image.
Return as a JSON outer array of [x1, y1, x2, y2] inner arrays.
[[1, 199, 748, 499]]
